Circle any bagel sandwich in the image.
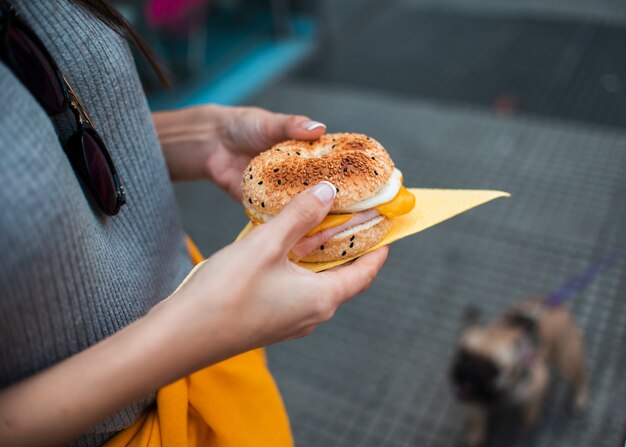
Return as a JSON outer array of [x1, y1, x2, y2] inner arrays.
[[241, 133, 415, 262]]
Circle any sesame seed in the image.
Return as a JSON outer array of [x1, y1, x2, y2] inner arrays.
[[343, 167, 348, 172], [303, 181, 309, 186], [277, 179, 281, 185], [248, 198, 252, 204], [371, 156, 376, 160], [296, 152, 301, 155], [258, 181, 263, 185], [261, 202, 265, 208], [332, 144, 336, 149], [374, 170, 378, 175], [276, 148, 281, 151], [273, 168, 279, 172], [341, 251, 347, 256], [336, 187, 340, 193], [249, 175, 253, 179], [349, 242, 354, 248], [287, 153, 290, 156], [350, 235, 355, 241], [248, 167, 252, 171], [320, 245, 325, 250]]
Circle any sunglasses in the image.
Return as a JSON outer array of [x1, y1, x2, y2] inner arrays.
[[0, 1, 126, 215]]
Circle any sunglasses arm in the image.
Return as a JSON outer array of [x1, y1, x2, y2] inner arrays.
[[63, 74, 96, 129]]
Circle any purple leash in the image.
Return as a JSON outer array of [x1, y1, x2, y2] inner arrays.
[[544, 251, 624, 308]]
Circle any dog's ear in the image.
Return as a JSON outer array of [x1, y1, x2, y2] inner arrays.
[[462, 305, 481, 328], [457, 305, 482, 341], [504, 312, 540, 345]]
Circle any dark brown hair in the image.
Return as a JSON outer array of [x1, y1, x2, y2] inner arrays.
[[72, 0, 171, 88]]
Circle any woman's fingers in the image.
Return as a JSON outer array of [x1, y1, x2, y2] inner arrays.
[[260, 112, 326, 143], [257, 182, 337, 253], [285, 117, 327, 140], [236, 108, 326, 150]]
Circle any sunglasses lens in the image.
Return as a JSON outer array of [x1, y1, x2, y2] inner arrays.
[[6, 25, 65, 112], [81, 130, 120, 215]]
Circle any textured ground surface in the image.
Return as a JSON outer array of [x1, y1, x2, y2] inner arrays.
[[174, 4, 626, 446], [306, 6, 626, 128]]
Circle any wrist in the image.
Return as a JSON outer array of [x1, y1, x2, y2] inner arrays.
[[148, 285, 254, 375], [153, 105, 225, 181], [0, 297, 206, 446]]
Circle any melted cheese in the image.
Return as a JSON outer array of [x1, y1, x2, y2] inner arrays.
[[306, 214, 354, 236], [375, 186, 415, 219], [305, 186, 415, 236]]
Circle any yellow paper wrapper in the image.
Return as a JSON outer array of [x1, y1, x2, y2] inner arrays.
[[236, 188, 509, 272]]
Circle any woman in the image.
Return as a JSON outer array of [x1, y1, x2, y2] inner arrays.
[[0, 0, 388, 445]]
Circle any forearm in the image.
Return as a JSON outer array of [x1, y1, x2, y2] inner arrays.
[[0, 291, 239, 447], [153, 105, 226, 181]]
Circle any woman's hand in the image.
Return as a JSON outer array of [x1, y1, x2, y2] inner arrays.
[[153, 182, 388, 372], [153, 105, 326, 200], [0, 183, 387, 447]]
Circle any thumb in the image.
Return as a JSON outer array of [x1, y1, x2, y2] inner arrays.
[[259, 113, 327, 144], [259, 181, 337, 252], [283, 115, 327, 140]]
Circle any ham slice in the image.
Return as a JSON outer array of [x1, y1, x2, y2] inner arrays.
[[292, 209, 381, 258]]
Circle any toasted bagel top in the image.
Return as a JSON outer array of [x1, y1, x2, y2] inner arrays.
[[241, 133, 395, 215]]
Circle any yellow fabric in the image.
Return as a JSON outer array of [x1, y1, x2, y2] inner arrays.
[[237, 188, 510, 272], [184, 236, 204, 265], [104, 238, 293, 447]]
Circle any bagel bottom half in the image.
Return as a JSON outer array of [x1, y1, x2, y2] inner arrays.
[[291, 215, 391, 263]]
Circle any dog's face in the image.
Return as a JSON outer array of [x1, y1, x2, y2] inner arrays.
[[451, 347, 501, 403], [451, 324, 531, 403]]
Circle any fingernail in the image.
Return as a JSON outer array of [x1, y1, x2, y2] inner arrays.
[[311, 181, 336, 204], [303, 120, 326, 131]]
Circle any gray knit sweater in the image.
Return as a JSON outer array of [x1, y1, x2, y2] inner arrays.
[[0, 1, 194, 445]]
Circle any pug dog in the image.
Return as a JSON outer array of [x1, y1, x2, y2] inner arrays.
[[450, 297, 589, 446]]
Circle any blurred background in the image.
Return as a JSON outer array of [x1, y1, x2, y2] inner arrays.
[[118, 0, 626, 445]]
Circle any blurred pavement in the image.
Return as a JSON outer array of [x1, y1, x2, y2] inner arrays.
[[174, 2, 626, 446]]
